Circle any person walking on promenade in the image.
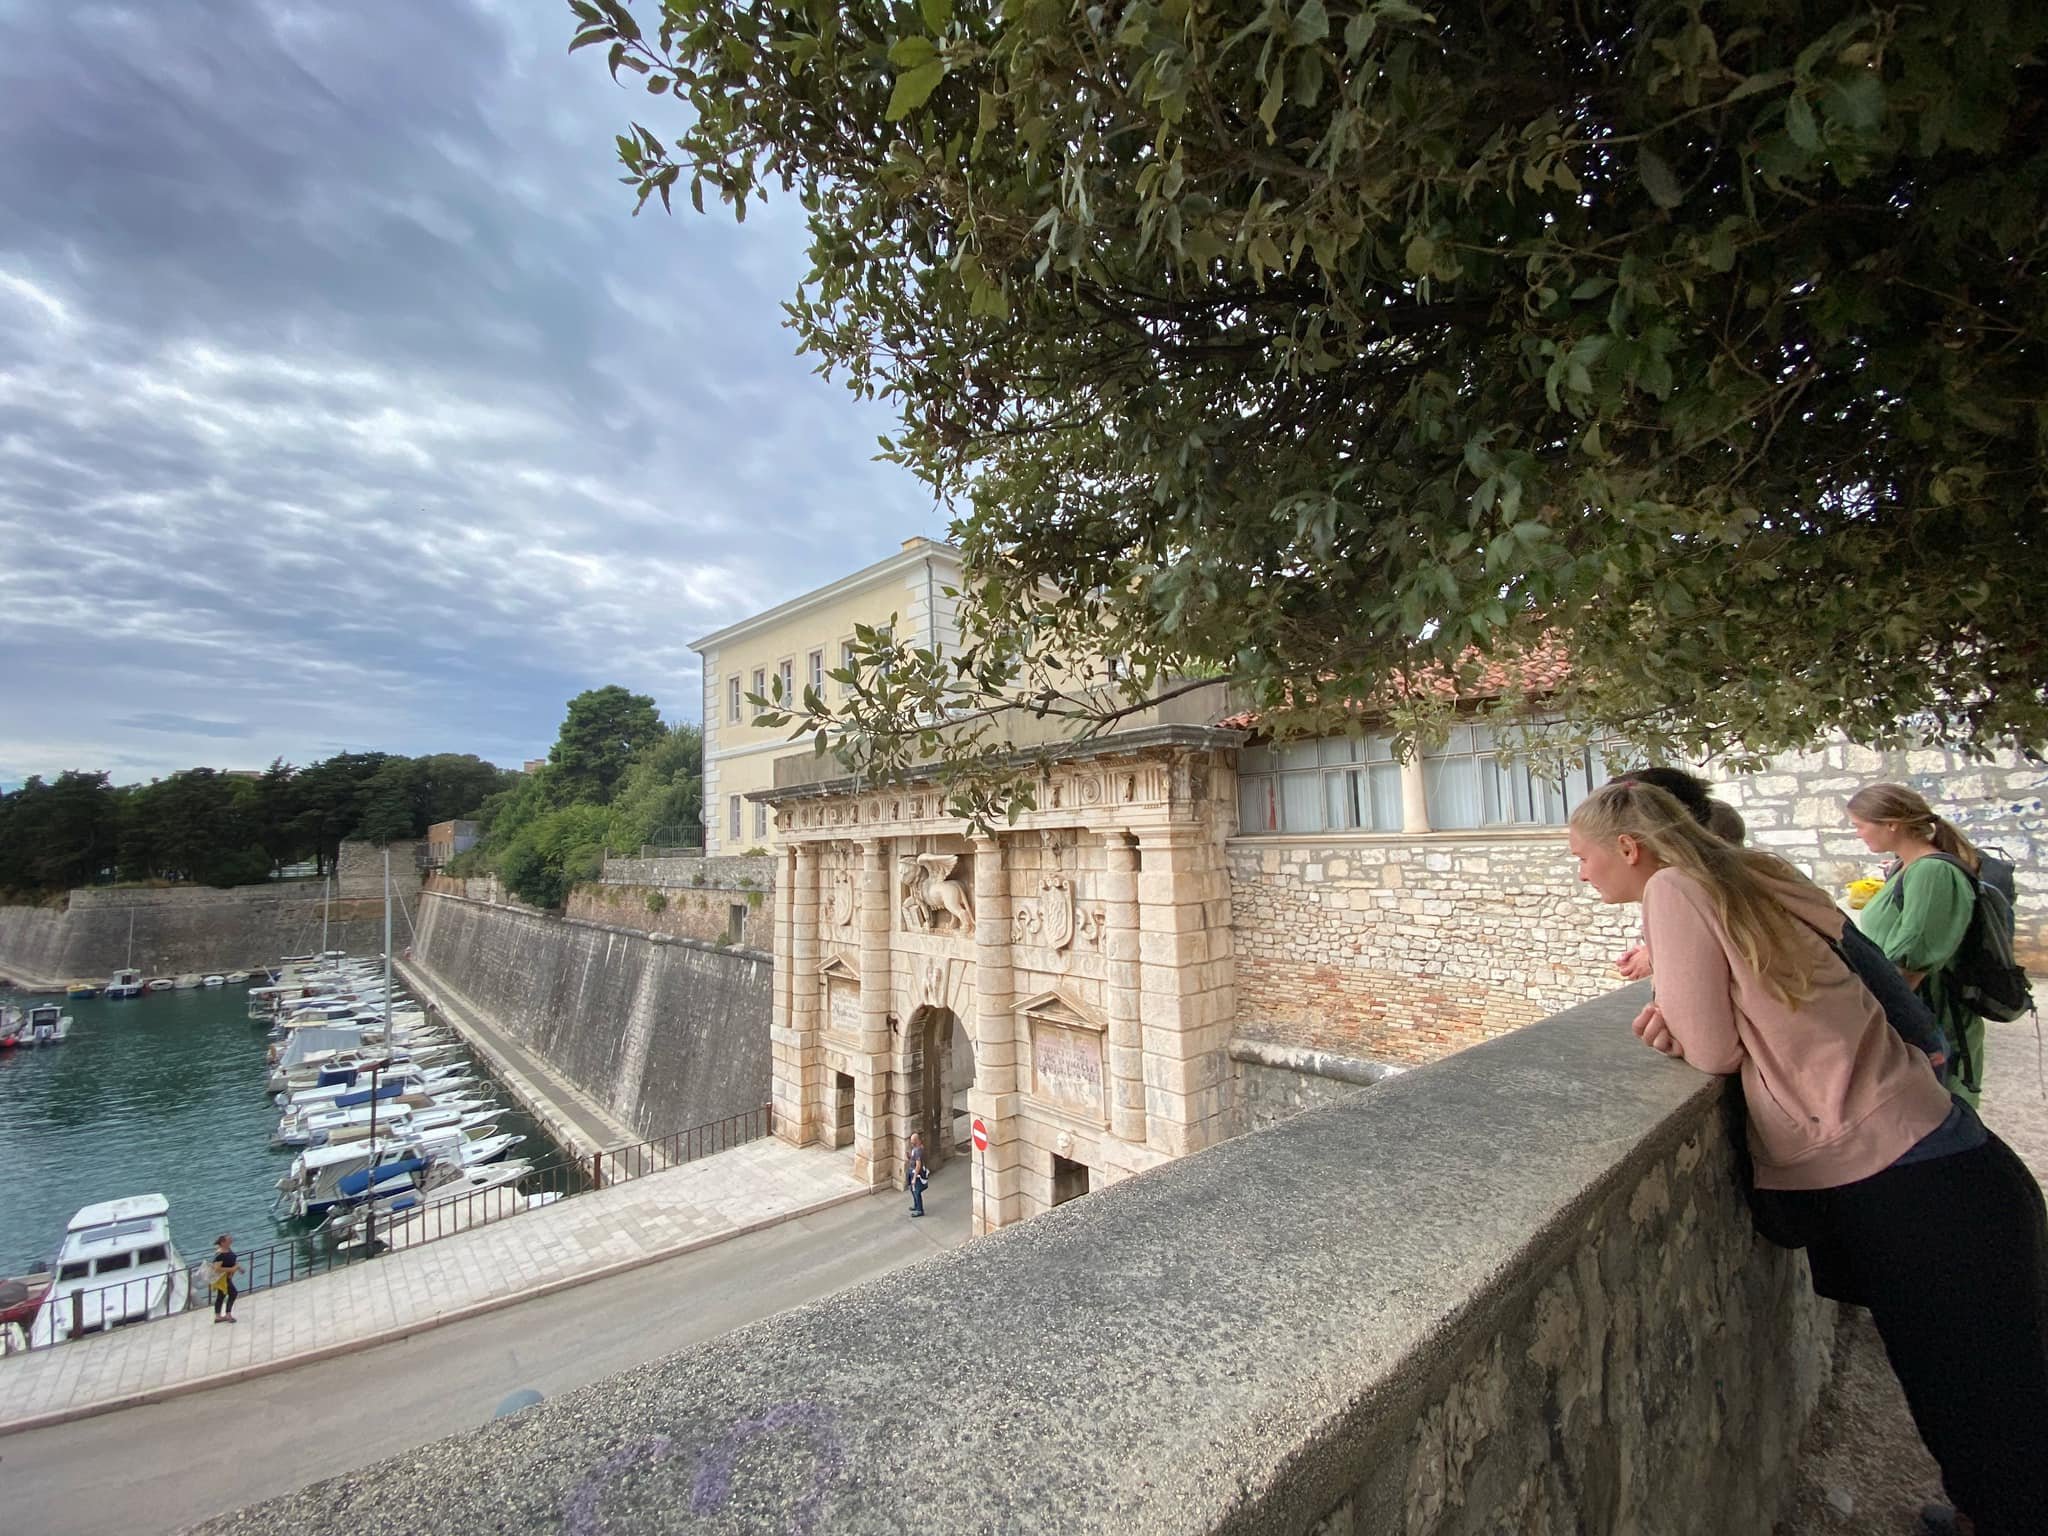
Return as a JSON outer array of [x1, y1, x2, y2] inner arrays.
[[1571, 780, 2048, 1535], [1849, 783, 1990, 1109], [210, 1234, 239, 1324], [906, 1132, 929, 1218]]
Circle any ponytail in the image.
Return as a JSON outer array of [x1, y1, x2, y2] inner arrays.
[[1846, 783, 1981, 875]]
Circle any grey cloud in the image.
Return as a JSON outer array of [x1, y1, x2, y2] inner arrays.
[[0, 0, 934, 783], [114, 714, 255, 739]]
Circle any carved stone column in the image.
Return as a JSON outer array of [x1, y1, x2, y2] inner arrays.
[[969, 833, 1018, 1232], [1102, 831, 1147, 1145], [1133, 825, 1231, 1157], [780, 841, 821, 1147], [854, 837, 895, 1187]]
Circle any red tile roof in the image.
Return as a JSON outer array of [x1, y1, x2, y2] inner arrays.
[[1216, 637, 1573, 731]]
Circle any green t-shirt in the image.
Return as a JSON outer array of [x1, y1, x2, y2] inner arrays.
[[1859, 854, 1980, 1066]]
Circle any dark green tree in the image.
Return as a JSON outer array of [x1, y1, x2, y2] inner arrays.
[[577, 0, 2048, 815], [547, 686, 664, 806]]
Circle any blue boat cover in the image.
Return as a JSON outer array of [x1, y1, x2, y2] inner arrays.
[[335, 1156, 427, 1197], [332, 1081, 405, 1109], [316, 1066, 359, 1088]]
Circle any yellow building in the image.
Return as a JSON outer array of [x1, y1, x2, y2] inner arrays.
[[691, 537, 964, 855]]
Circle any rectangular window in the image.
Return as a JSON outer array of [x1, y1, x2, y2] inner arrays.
[[750, 668, 766, 713], [1235, 736, 1404, 834], [728, 795, 741, 840], [1420, 721, 1609, 830], [778, 658, 793, 705], [728, 903, 747, 944], [727, 676, 741, 725], [840, 639, 858, 695], [807, 649, 824, 695], [754, 801, 768, 840]]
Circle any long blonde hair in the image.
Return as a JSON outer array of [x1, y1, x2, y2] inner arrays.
[[1572, 781, 1815, 1004], [1846, 782, 1982, 875]]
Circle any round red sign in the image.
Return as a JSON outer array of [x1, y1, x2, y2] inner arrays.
[[971, 1118, 989, 1152]]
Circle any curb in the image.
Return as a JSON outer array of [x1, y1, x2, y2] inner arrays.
[[0, 1182, 880, 1437]]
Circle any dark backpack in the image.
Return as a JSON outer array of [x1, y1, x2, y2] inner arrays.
[[1891, 851, 2034, 1024]]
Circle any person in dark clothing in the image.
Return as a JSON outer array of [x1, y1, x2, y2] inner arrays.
[[210, 1234, 239, 1323], [905, 1133, 929, 1218]]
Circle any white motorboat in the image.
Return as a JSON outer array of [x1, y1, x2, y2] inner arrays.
[[321, 1158, 539, 1247], [201, 975, 226, 988], [224, 971, 250, 985], [145, 977, 176, 993], [104, 968, 146, 1000], [30, 1195, 191, 1346], [18, 1004, 72, 1047]]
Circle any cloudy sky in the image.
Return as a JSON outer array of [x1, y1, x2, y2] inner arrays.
[[0, 0, 939, 788]]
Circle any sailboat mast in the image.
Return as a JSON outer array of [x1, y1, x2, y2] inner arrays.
[[382, 849, 393, 1036], [321, 876, 331, 956]]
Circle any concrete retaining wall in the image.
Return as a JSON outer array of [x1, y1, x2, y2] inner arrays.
[[194, 988, 1834, 1535], [0, 889, 388, 988], [409, 892, 771, 1141]]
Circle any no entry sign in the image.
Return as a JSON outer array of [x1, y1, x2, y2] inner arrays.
[[971, 1117, 989, 1152]]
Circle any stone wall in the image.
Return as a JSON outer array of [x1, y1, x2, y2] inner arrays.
[[1228, 830, 1640, 1066], [566, 883, 769, 948], [0, 887, 389, 988], [195, 990, 1833, 1536], [1228, 1039, 1399, 1133], [333, 838, 424, 902], [409, 891, 771, 1141], [1227, 743, 2048, 1071], [600, 853, 776, 893], [1710, 741, 2048, 964]]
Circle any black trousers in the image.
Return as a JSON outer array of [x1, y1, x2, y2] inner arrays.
[[213, 1278, 237, 1316], [1754, 1134, 2048, 1534]]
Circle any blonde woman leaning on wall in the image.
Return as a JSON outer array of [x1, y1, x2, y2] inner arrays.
[[1570, 781, 2047, 1536], [1848, 783, 1988, 1109]]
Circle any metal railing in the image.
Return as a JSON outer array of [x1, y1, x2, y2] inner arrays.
[[3, 1104, 773, 1355]]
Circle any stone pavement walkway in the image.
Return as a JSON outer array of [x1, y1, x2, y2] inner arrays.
[[0, 1137, 869, 1434], [1778, 1021, 2048, 1533]]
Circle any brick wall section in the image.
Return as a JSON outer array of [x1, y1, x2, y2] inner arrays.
[[1228, 832, 1642, 1067], [565, 882, 769, 948]]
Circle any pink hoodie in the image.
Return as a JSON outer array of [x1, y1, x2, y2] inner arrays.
[[1643, 865, 1953, 1191]]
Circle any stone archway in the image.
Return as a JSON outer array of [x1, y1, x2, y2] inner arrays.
[[904, 1003, 957, 1170]]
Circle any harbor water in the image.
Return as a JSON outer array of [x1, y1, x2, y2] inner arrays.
[[0, 985, 560, 1286]]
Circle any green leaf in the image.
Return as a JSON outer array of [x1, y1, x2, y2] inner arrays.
[[1404, 233, 1437, 275], [1289, 0, 1329, 46], [918, 0, 954, 31], [1637, 147, 1683, 209], [1785, 92, 1821, 151], [886, 59, 946, 120], [889, 35, 937, 67], [1822, 72, 1884, 133]]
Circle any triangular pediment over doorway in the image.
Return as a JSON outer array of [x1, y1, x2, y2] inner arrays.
[[1012, 988, 1106, 1033], [818, 955, 861, 985]]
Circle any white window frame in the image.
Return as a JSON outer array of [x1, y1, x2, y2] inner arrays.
[[777, 658, 794, 706], [753, 801, 768, 840], [1419, 721, 1613, 830], [728, 795, 741, 840], [727, 675, 741, 725], [750, 668, 766, 713], [839, 639, 858, 697], [807, 649, 824, 696], [1236, 735, 1404, 835]]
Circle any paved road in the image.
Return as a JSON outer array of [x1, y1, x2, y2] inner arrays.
[[0, 1164, 970, 1535]]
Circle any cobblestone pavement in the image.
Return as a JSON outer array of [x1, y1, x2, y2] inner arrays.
[[0, 1137, 866, 1432], [1778, 1021, 2048, 1533]]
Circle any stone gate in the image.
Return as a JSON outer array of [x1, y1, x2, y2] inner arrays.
[[756, 724, 1242, 1231]]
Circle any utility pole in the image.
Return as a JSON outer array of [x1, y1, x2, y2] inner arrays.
[[363, 1057, 386, 1259]]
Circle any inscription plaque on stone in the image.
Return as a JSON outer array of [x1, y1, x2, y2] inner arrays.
[[827, 978, 860, 1038], [1031, 1020, 1107, 1122]]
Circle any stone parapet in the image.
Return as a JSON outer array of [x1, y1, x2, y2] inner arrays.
[[601, 854, 776, 893], [193, 987, 1831, 1536]]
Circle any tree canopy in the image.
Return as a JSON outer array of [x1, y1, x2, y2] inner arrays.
[[577, 0, 2047, 811], [0, 752, 517, 900], [458, 693, 702, 908]]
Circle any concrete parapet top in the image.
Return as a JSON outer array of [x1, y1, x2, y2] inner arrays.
[[193, 983, 1747, 1536]]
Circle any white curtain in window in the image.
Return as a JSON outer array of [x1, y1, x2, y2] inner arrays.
[[1367, 764, 1405, 830], [1239, 776, 1278, 834], [1278, 773, 1322, 832], [1424, 755, 1481, 829]]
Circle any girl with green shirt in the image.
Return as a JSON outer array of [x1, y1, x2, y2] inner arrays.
[[1849, 783, 1986, 1107]]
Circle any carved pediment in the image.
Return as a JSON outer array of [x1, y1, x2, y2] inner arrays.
[[1012, 988, 1106, 1033], [818, 955, 862, 985]]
